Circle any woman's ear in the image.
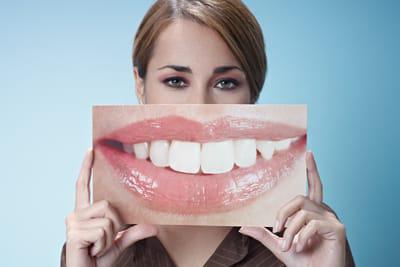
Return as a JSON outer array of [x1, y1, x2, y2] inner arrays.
[[134, 67, 145, 104]]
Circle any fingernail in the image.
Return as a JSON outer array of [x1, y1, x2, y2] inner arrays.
[[273, 220, 279, 233]]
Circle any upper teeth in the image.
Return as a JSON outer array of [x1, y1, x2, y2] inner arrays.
[[122, 137, 298, 174], [201, 140, 235, 174], [234, 139, 257, 168], [149, 140, 169, 167], [256, 140, 274, 160], [169, 141, 201, 174], [133, 142, 149, 160]]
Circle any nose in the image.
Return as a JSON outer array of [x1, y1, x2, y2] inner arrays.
[[186, 86, 214, 104]]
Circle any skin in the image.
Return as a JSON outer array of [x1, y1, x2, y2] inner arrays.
[[65, 19, 346, 267]]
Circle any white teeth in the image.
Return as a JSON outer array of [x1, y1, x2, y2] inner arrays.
[[256, 140, 275, 160], [274, 139, 291, 151], [169, 141, 201, 174], [133, 142, 149, 159], [234, 139, 256, 168], [125, 136, 298, 173], [149, 140, 170, 167], [290, 137, 299, 143], [122, 143, 134, 154], [201, 140, 234, 174]]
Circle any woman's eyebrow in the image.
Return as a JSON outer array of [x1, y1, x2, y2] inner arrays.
[[157, 65, 192, 73], [213, 65, 243, 74], [156, 65, 243, 74]]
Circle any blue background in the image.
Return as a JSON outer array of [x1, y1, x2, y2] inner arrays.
[[1, 0, 398, 265]]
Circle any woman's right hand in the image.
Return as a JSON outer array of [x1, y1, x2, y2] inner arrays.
[[65, 150, 158, 267]]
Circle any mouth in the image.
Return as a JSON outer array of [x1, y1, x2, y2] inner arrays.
[[94, 115, 307, 215]]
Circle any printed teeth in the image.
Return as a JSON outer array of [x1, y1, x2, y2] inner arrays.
[[149, 140, 169, 167], [201, 140, 234, 174], [256, 140, 274, 160], [169, 141, 201, 174], [120, 137, 300, 174], [274, 139, 291, 151], [234, 139, 257, 168], [133, 142, 149, 159], [122, 143, 134, 154]]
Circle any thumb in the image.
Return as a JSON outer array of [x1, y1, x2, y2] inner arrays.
[[103, 224, 158, 262], [239, 227, 285, 258], [114, 224, 158, 252]]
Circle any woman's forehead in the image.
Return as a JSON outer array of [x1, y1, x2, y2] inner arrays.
[[148, 19, 240, 71]]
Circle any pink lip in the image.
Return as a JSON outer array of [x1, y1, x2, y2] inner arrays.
[[95, 115, 306, 215]]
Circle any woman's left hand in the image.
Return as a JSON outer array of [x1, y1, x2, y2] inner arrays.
[[239, 151, 347, 267]]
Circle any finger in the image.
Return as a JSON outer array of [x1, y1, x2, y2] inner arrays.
[[239, 227, 286, 261], [75, 200, 123, 232], [77, 218, 114, 255], [306, 151, 323, 204], [295, 220, 341, 253], [77, 218, 114, 231], [75, 149, 94, 210], [90, 228, 106, 257], [114, 224, 158, 253], [281, 210, 323, 252], [275, 195, 324, 233], [67, 227, 104, 250], [101, 224, 157, 260]]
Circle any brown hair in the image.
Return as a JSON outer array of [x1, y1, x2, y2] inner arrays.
[[133, 0, 267, 103]]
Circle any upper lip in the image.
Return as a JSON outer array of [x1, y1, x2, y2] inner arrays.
[[95, 115, 306, 144]]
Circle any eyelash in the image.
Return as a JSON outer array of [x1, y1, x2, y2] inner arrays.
[[162, 77, 240, 90], [215, 78, 240, 90], [163, 77, 188, 89]]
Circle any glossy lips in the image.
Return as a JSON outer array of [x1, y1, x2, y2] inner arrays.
[[95, 115, 307, 215]]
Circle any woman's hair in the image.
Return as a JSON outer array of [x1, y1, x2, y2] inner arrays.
[[133, 0, 267, 103]]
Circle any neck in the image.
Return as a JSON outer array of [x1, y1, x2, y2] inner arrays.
[[157, 225, 232, 267]]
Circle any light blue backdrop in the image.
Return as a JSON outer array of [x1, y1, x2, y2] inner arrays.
[[1, 0, 398, 266]]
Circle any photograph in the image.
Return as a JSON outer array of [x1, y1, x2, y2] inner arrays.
[[93, 104, 307, 226], [1, 0, 398, 266]]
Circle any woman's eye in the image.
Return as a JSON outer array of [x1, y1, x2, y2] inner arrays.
[[215, 79, 239, 90], [163, 77, 187, 88]]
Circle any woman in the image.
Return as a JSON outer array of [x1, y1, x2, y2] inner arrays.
[[62, 0, 355, 266]]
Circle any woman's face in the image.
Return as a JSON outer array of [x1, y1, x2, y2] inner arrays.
[[134, 19, 251, 104]]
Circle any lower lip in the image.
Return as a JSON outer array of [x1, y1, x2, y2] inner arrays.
[[96, 135, 306, 215]]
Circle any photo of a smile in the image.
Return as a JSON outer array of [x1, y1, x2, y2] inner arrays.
[[93, 105, 307, 225], [93, 105, 307, 226], [96, 115, 306, 213]]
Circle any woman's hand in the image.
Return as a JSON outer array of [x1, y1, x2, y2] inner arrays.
[[65, 150, 157, 267], [239, 151, 347, 267]]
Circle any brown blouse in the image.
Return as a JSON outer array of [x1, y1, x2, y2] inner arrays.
[[61, 227, 355, 266]]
